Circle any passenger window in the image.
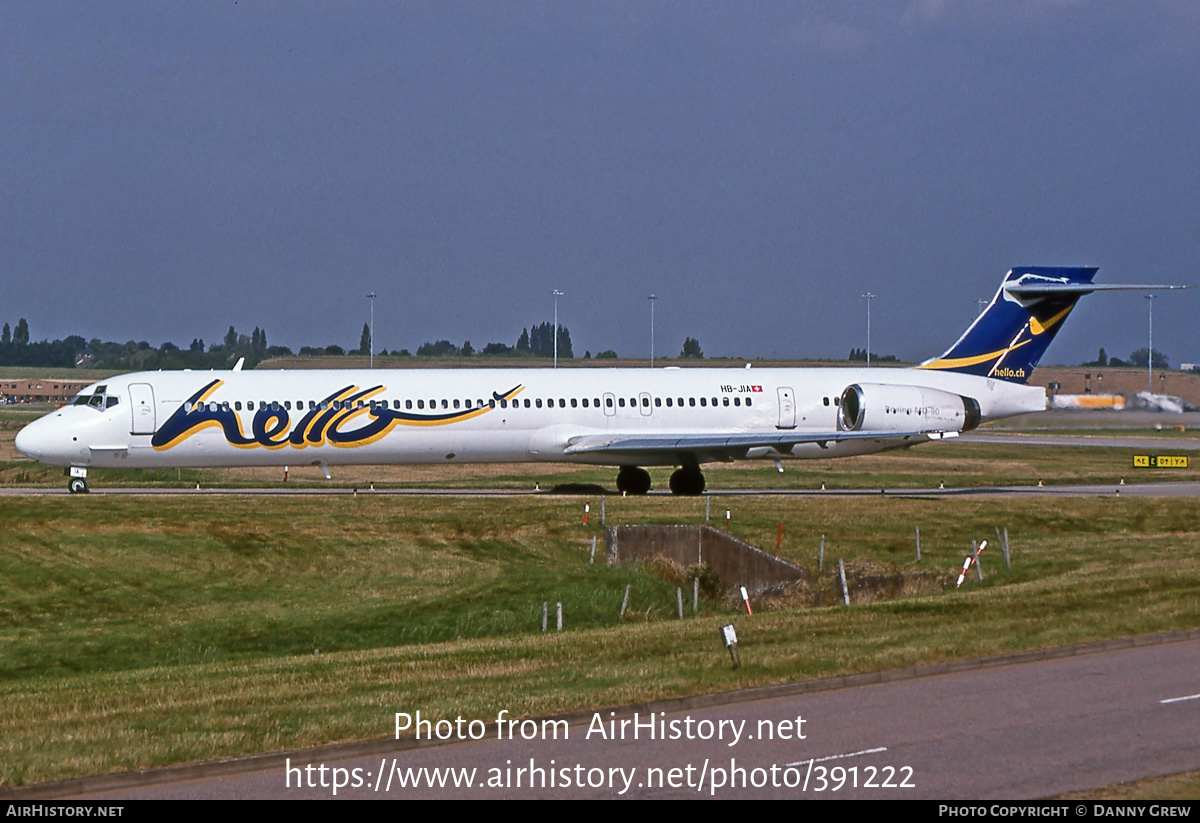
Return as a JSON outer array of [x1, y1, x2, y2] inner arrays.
[[689, 398, 696, 407], [559, 399, 565, 408], [723, 397, 730, 406], [285, 401, 292, 410], [454, 399, 461, 409], [618, 398, 625, 407], [641, 397, 649, 407], [418, 400, 425, 409], [655, 398, 661, 407], [594, 398, 600, 406], [406, 400, 413, 409], [536, 399, 543, 408], [440, 400, 447, 409], [523, 399, 531, 408], [746, 398, 752, 407], [700, 397, 707, 407], [677, 397, 684, 406], [734, 397, 741, 406], [489, 399, 496, 408], [605, 397, 613, 408], [571, 398, 578, 408], [666, 398, 673, 407], [823, 397, 830, 406]]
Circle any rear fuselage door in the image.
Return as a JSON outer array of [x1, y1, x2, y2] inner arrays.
[[603, 392, 616, 417], [638, 391, 653, 416], [129, 383, 157, 434], [777, 386, 796, 429]]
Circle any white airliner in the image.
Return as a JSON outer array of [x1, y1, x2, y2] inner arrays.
[[14, 267, 1181, 494]]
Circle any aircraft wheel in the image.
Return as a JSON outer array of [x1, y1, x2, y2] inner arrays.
[[616, 466, 652, 495], [669, 467, 706, 496], [68, 478, 89, 495]]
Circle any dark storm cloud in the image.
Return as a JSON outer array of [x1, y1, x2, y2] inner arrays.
[[1, 1, 1196, 365]]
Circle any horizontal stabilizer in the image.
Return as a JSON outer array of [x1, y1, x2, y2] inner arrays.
[[919, 266, 1187, 384], [1005, 282, 1187, 297]]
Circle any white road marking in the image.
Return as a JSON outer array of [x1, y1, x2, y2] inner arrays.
[[1159, 692, 1200, 704], [783, 746, 888, 768]]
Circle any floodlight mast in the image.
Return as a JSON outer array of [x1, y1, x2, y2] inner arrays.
[[367, 292, 377, 369], [552, 290, 564, 368]]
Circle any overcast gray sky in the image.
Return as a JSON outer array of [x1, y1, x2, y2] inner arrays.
[[2, 1, 1197, 365]]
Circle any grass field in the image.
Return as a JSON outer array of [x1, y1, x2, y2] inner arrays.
[[2, 407, 1199, 790], [1, 491, 1198, 787], [2, 437, 1198, 492]]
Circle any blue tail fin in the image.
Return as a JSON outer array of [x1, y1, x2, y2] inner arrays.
[[917, 266, 1099, 384]]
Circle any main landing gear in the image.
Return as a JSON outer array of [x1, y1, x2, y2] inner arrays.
[[668, 466, 706, 496], [615, 465, 707, 496], [615, 466, 652, 495]]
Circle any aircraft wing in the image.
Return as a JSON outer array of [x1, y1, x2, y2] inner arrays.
[[563, 429, 952, 461]]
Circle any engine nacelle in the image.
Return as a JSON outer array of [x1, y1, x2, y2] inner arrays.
[[838, 383, 981, 433]]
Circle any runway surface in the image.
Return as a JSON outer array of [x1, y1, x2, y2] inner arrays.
[[48, 632, 1200, 800], [960, 432, 1200, 450], [2, 481, 1199, 498]]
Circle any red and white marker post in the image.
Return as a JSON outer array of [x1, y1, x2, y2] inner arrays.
[[955, 540, 988, 588]]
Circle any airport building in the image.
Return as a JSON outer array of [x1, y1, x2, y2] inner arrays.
[[2, 379, 93, 405]]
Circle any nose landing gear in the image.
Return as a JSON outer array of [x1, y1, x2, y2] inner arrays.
[[67, 467, 89, 494]]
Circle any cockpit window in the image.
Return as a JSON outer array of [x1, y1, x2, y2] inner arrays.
[[74, 387, 119, 411]]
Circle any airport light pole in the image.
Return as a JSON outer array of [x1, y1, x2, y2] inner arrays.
[[648, 294, 656, 367], [553, 289, 564, 368], [1145, 294, 1155, 395], [367, 292, 377, 369], [862, 292, 875, 367]]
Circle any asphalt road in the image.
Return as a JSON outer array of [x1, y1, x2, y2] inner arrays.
[[54, 633, 1200, 800], [2, 481, 1199, 498]]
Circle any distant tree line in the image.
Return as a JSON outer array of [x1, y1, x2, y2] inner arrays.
[[1080, 347, 1170, 369], [406, 322, 574, 359], [848, 348, 898, 363], [1, 315, 715, 370], [0, 318, 292, 370]]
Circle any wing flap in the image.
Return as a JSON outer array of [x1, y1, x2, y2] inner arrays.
[[564, 429, 934, 458]]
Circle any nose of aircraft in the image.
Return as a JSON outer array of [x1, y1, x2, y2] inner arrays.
[[14, 413, 75, 465], [15, 417, 49, 461]]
